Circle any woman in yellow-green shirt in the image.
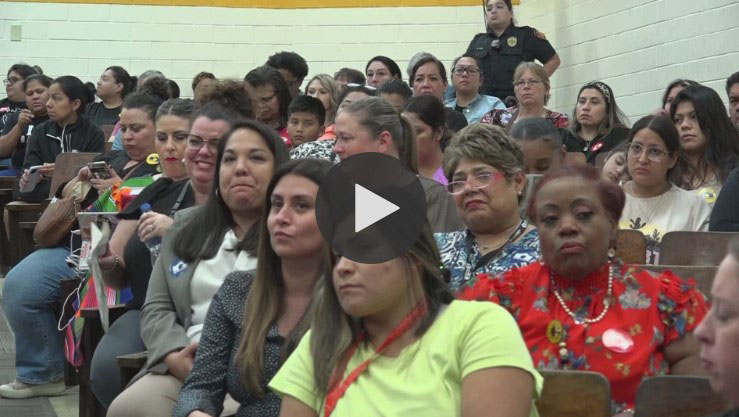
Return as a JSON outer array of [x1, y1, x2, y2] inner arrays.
[[269, 222, 542, 417]]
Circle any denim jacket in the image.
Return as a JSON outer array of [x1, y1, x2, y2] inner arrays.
[[444, 94, 505, 124]]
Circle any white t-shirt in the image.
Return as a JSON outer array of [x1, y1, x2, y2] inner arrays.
[[186, 229, 257, 341], [619, 184, 711, 264]]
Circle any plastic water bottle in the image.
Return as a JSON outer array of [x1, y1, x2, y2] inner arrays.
[[140, 203, 161, 265]]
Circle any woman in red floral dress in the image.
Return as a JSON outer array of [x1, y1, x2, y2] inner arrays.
[[459, 163, 708, 415]]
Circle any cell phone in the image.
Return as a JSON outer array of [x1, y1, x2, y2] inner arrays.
[[20, 165, 43, 193], [87, 161, 111, 180]]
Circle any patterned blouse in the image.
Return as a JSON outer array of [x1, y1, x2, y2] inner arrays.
[[458, 262, 708, 414], [479, 106, 570, 130], [173, 271, 292, 417], [435, 226, 540, 292], [289, 138, 337, 162]]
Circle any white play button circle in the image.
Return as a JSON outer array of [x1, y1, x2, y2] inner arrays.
[[354, 184, 399, 233]]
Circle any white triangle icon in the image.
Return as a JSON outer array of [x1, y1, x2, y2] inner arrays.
[[355, 184, 399, 233]]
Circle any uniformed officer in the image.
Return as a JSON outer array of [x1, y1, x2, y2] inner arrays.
[[466, 0, 560, 102]]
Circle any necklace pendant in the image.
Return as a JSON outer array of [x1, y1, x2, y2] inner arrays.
[[546, 320, 564, 344], [558, 342, 569, 361]]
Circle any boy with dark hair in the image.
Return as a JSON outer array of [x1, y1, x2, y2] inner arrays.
[[287, 96, 325, 147], [378, 79, 413, 113], [266, 51, 309, 98]]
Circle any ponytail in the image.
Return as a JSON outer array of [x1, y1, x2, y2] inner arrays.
[[53, 75, 95, 115], [106, 66, 135, 98]]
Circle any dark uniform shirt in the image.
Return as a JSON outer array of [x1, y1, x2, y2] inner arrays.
[[561, 126, 630, 164], [466, 24, 556, 101]]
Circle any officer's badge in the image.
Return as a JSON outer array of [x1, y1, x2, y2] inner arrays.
[[507, 36, 518, 47]]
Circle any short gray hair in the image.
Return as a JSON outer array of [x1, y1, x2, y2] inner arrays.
[[443, 123, 524, 180]]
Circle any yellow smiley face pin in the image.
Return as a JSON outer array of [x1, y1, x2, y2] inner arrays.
[[146, 153, 160, 165]]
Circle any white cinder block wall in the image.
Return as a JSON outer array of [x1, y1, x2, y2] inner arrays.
[[1, 0, 738, 121]]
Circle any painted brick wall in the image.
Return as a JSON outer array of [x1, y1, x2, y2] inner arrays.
[[518, 0, 739, 120], [0, 2, 485, 97]]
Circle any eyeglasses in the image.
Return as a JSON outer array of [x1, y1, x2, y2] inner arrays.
[[188, 135, 219, 152], [452, 67, 481, 76], [628, 143, 670, 163], [514, 79, 542, 88], [3, 77, 22, 86], [446, 172, 504, 194]]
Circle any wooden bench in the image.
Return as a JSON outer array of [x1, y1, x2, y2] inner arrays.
[[616, 229, 647, 265], [633, 375, 729, 417], [659, 231, 739, 266], [536, 370, 611, 417]]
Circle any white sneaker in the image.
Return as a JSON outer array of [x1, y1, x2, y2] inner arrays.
[[0, 380, 66, 399]]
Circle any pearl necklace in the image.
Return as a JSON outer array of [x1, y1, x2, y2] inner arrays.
[[550, 263, 614, 326]]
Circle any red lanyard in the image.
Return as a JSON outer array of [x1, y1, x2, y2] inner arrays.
[[323, 299, 428, 417]]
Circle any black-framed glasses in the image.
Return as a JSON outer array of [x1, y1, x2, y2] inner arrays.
[[446, 172, 504, 194], [3, 77, 22, 86], [513, 79, 542, 88], [628, 143, 669, 163], [452, 67, 481, 76], [187, 135, 219, 152]]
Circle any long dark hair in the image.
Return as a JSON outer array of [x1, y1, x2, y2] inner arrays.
[[52, 76, 96, 116], [173, 119, 290, 262], [244, 66, 292, 129], [7, 63, 40, 79], [569, 81, 629, 138], [105, 66, 135, 98], [236, 158, 332, 396], [365, 56, 402, 81], [661, 79, 698, 110], [626, 115, 689, 186], [403, 95, 448, 150], [670, 85, 739, 185]]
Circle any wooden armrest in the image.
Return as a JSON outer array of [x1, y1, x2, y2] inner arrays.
[[18, 221, 36, 230], [5, 200, 43, 212], [0, 177, 15, 189], [117, 352, 148, 369]]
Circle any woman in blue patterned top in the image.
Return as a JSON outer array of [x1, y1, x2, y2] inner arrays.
[[435, 123, 540, 292]]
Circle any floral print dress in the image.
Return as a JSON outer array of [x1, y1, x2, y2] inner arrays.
[[458, 261, 708, 415]]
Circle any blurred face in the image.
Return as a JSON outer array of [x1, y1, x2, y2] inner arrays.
[[306, 79, 332, 113], [404, 112, 442, 162], [155, 115, 190, 180], [335, 75, 349, 92], [96, 70, 122, 100], [694, 254, 739, 405], [5, 71, 26, 102], [24, 80, 50, 116], [278, 69, 302, 99], [576, 88, 607, 129], [451, 57, 482, 96], [334, 110, 388, 159], [533, 176, 616, 280], [287, 111, 323, 146], [366, 61, 394, 88], [729, 83, 739, 132], [486, 0, 513, 29], [248, 84, 280, 125], [601, 151, 628, 183], [119, 108, 156, 162], [193, 78, 217, 104], [626, 128, 677, 189], [412, 62, 447, 100], [450, 157, 524, 234], [379, 93, 408, 113], [663, 85, 685, 112], [268, 174, 323, 259], [185, 116, 230, 187], [520, 138, 563, 175], [219, 128, 275, 215], [674, 101, 708, 156], [46, 83, 80, 124], [333, 255, 415, 319], [514, 70, 547, 108], [338, 91, 370, 113]]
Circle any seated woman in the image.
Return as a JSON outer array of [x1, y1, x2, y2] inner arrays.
[[173, 158, 331, 417], [0, 85, 164, 399], [659, 79, 698, 116], [0, 63, 40, 132], [460, 163, 708, 415], [0, 74, 52, 176], [410, 56, 469, 134], [671, 85, 739, 208], [85, 66, 134, 127], [290, 84, 376, 162], [619, 115, 711, 264], [304, 74, 340, 140], [245, 66, 292, 145], [510, 117, 565, 175], [599, 141, 630, 184], [18, 75, 105, 202], [365, 55, 402, 88], [694, 237, 739, 417], [480, 62, 568, 131], [106, 119, 290, 417], [562, 81, 630, 164], [435, 124, 540, 292], [270, 221, 541, 417], [403, 95, 448, 184], [444, 54, 505, 124]]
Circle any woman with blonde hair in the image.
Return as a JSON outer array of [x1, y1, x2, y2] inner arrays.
[[305, 74, 340, 131]]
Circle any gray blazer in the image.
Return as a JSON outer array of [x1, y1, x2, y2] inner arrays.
[[132, 206, 204, 385]]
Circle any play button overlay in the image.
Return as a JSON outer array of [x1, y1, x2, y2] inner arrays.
[[316, 152, 426, 264]]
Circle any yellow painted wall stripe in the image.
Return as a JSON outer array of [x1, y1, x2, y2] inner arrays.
[[6, 0, 518, 8]]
